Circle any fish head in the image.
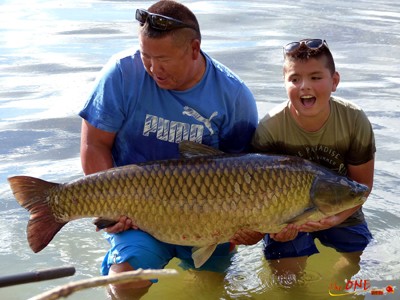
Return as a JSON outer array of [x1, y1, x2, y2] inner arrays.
[[311, 174, 369, 216]]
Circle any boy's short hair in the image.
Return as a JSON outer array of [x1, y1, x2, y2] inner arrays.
[[284, 41, 336, 75]]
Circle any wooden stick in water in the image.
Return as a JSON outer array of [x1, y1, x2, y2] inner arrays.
[[0, 266, 76, 288], [29, 268, 178, 300]]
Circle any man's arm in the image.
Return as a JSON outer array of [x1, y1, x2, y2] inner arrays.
[[80, 120, 135, 233], [80, 120, 115, 174]]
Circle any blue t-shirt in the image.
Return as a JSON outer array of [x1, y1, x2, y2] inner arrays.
[[79, 49, 258, 166]]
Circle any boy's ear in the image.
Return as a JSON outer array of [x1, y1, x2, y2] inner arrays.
[[332, 71, 340, 92]]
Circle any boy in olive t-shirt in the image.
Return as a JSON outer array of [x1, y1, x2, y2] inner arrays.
[[251, 39, 375, 280]]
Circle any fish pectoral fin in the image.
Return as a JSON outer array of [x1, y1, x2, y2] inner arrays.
[[192, 244, 218, 268], [286, 207, 318, 225], [93, 217, 118, 230]]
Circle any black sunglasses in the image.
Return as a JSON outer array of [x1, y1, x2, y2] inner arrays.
[[283, 39, 329, 55], [135, 9, 196, 31]]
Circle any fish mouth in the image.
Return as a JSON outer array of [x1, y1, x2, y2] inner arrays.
[[300, 95, 316, 108], [360, 195, 368, 204]]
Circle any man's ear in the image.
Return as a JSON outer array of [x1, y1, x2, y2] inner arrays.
[[191, 39, 201, 60]]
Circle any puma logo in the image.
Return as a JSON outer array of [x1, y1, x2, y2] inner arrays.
[[183, 106, 218, 135]]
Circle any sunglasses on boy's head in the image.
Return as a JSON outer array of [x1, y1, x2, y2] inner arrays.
[[135, 8, 196, 31], [283, 39, 329, 55]]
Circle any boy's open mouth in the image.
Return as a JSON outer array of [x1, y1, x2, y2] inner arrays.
[[300, 95, 316, 107]]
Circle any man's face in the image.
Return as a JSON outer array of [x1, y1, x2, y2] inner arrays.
[[139, 33, 199, 91]]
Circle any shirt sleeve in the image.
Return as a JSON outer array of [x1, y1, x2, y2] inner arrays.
[[219, 83, 258, 153], [79, 56, 125, 133], [346, 109, 376, 165], [251, 110, 286, 154]]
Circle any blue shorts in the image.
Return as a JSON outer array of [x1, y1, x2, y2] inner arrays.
[[263, 222, 372, 260], [101, 230, 234, 281]]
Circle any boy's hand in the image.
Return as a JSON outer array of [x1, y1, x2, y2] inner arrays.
[[299, 215, 340, 232], [230, 229, 265, 245], [270, 224, 299, 242], [299, 206, 362, 232]]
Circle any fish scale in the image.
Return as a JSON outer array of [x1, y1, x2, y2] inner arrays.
[[8, 143, 368, 267]]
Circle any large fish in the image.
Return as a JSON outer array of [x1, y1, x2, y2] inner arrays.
[[8, 142, 368, 268]]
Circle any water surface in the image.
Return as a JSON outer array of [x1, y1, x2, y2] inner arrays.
[[1, 1, 399, 299]]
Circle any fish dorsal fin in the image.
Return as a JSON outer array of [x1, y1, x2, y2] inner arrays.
[[192, 244, 218, 268], [179, 141, 224, 158]]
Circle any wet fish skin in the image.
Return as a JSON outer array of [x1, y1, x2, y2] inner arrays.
[[7, 143, 368, 267]]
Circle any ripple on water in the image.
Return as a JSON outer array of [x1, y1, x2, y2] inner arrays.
[[222, 243, 324, 299]]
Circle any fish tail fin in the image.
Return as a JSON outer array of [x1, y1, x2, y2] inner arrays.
[[8, 176, 67, 253]]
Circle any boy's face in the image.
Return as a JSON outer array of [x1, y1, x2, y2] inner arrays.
[[284, 57, 340, 125]]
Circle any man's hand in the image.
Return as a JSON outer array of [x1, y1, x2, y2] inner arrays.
[[269, 224, 299, 242], [96, 216, 138, 233], [230, 229, 265, 245]]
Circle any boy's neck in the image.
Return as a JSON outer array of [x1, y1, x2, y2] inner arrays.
[[289, 102, 331, 132]]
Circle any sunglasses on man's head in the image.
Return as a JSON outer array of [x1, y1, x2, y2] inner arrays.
[[135, 9, 196, 31], [283, 39, 329, 55]]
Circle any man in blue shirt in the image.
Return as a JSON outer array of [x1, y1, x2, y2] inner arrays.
[[79, 0, 259, 298]]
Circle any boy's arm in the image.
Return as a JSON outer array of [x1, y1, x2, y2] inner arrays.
[[347, 157, 374, 195]]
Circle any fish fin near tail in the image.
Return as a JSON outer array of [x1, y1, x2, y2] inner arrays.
[[179, 141, 225, 158], [192, 244, 218, 268], [8, 176, 67, 253], [93, 217, 118, 230]]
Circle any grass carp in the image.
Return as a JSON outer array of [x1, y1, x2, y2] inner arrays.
[[8, 142, 368, 268]]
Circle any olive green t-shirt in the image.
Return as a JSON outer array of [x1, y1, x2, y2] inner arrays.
[[251, 96, 376, 227]]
